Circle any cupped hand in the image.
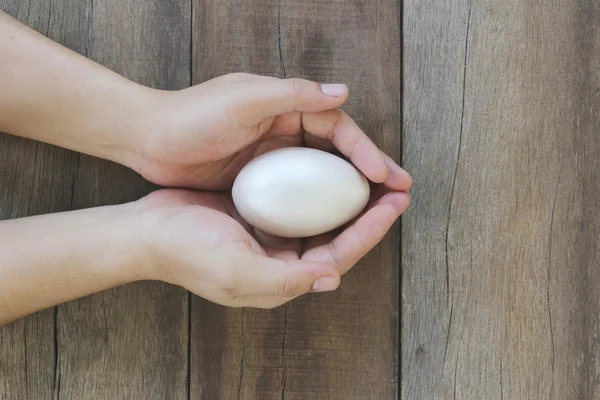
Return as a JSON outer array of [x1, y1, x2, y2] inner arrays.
[[135, 73, 413, 192], [134, 187, 410, 309]]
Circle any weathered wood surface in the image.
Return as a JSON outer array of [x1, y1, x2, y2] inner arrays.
[[403, 0, 600, 399], [191, 0, 401, 398], [0, 0, 192, 399], [0, 1, 400, 399]]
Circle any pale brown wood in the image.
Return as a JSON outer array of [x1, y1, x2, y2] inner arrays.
[[190, 1, 401, 399], [403, 0, 600, 398], [0, 1, 86, 399], [0, 0, 191, 399], [0, 0, 401, 398], [56, 0, 191, 398], [401, 0, 469, 398]]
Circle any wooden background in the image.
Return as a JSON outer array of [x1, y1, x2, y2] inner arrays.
[[1, 0, 599, 399], [0, 0, 400, 399]]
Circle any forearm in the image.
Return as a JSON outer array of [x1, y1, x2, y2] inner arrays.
[[0, 204, 149, 325], [0, 10, 154, 169]]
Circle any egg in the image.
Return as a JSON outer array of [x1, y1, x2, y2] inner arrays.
[[232, 147, 370, 238]]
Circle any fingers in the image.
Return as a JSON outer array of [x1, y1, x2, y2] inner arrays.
[[302, 118, 412, 190], [302, 230, 339, 253], [218, 74, 413, 190], [253, 228, 302, 261], [264, 111, 302, 137], [381, 151, 413, 192], [301, 109, 390, 183], [303, 132, 338, 154], [302, 192, 411, 275], [234, 251, 341, 298], [231, 77, 349, 126]]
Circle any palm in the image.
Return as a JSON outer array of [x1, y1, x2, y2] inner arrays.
[[140, 189, 284, 254], [140, 188, 307, 262], [187, 119, 305, 191], [141, 174, 410, 278], [142, 106, 306, 190]]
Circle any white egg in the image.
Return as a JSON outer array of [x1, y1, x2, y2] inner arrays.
[[232, 147, 370, 238]]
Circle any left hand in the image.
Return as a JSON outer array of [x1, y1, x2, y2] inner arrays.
[[132, 73, 413, 192]]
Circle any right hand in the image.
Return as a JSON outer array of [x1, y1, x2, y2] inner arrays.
[[132, 188, 410, 309]]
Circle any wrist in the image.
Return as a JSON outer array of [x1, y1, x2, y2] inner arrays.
[[91, 82, 163, 172], [116, 196, 181, 284], [101, 201, 161, 282], [120, 88, 177, 182]]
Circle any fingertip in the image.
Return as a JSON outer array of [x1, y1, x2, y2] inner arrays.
[[404, 173, 414, 191], [351, 193, 411, 245], [375, 156, 392, 184], [243, 78, 349, 123], [294, 260, 339, 278], [284, 260, 340, 295], [320, 83, 348, 98], [381, 153, 413, 191], [385, 169, 412, 191], [312, 275, 341, 292], [288, 79, 348, 112], [307, 261, 341, 293], [379, 191, 412, 215]]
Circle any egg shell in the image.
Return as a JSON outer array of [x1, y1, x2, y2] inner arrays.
[[232, 147, 370, 238]]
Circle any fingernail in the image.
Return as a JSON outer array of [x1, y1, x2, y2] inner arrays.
[[395, 165, 411, 178], [320, 84, 348, 97], [383, 155, 402, 172], [386, 157, 412, 178], [312, 276, 339, 292]]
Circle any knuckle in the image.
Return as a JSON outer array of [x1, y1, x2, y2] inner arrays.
[[353, 227, 368, 251], [224, 104, 244, 129], [274, 278, 299, 297], [349, 136, 363, 160], [287, 78, 304, 94], [328, 243, 343, 268], [215, 266, 238, 292], [222, 286, 241, 298], [325, 110, 344, 142]]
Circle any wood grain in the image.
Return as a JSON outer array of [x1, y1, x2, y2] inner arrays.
[[1, 0, 401, 398], [5, 0, 600, 397], [0, 0, 191, 399], [401, 0, 469, 398], [0, 1, 85, 399], [403, 0, 600, 398], [190, 0, 401, 399], [57, 0, 191, 398]]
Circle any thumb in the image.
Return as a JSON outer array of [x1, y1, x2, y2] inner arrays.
[[231, 77, 349, 126], [240, 255, 341, 298]]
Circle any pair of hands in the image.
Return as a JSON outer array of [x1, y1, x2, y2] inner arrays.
[[119, 73, 412, 308]]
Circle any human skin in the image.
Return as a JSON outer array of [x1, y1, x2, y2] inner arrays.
[[0, 10, 412, 326]]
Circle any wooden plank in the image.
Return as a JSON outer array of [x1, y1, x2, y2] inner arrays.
[[0, 1, 84, 398], [401, 0, 469, 398], [403, 0, 600, 398], [56, 0, 191, 398], [0, 0, 192, 399], [190, 1, 400, 399]]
